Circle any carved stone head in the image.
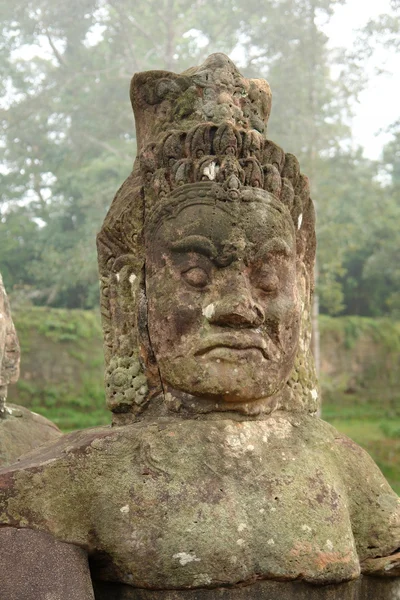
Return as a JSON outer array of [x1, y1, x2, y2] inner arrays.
[[0, 274, 20, 416], [97, 53, 317, 421]]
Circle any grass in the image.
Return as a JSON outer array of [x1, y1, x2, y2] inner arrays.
[[323, 394, 400, 495]]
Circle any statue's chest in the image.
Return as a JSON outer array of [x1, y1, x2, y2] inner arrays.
[[90, 421, 360, 588]]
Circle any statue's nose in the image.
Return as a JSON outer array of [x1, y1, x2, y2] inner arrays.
[[207, 294, 265, 328]]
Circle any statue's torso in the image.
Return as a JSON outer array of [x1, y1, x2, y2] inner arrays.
[[0, 416, 399, 589]]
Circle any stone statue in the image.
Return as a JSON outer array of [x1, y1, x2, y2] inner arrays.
[[0, 274, 60, 467], [0, 272, 20, 418], [0, 54, 399, 600]]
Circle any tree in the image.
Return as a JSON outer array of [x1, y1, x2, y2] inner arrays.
[[0, 0, 372, 313]]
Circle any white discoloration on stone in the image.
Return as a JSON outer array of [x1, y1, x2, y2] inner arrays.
[[130, 530, 145, 551], [311, 388, 318, 401], [237, 523, 247, 532], [267, 538, 275, 545], [193, 574, 212, 585], [203, 161, 219, 181], [261, 418, 293, 444], [129, 273, 137, 284], [326, 539, 334, 551], [302, 524, 312, 533], [202, 303, 215, 319], [259, 508, 265, 514], [246, 444, 255, 451], [116, 272, 120, 282], [173, 552, 201, 566], [120, 505, 129, 514], [298, 213, 303, 230], [236, 539, 245, 546], [224, 423, 255, 457]]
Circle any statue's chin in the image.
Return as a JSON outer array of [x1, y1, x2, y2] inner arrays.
[[161, 385, 286, 418], [163, 379, 285, 408], [159, 353, 291, 406]]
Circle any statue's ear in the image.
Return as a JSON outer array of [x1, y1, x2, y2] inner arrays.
[[104, 255, 162, 418], [111, 254, 140, 315]]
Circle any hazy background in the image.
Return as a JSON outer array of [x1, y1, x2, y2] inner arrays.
[[1, 0, 399, 317]]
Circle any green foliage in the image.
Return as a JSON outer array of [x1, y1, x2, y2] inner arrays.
[[320, 315, 400, 493], [0, 0, 384, 314], [380, 420, 400, 439], [13, 306, 102, 343], [325, 415, 400, 495], [9, 307, 108, 430]]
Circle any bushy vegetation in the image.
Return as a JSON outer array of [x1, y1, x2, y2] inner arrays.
[[9, 307, 109, 431]]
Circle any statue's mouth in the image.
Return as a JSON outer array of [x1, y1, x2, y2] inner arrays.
[[194, 334, 270, 360]]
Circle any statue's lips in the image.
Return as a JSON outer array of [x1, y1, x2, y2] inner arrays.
[[194, 335, 269, 359]]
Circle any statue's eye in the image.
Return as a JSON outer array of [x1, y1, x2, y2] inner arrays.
[[182, 267, 209, 288], [256, 273, 279, 293]]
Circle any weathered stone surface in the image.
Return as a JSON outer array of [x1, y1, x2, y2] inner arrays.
[[97, 52, 317, 421], [0, 527, 95, 600], [0, 52, 399, 598], [0, 403, 60, 467], [0, 415, 399, 589]]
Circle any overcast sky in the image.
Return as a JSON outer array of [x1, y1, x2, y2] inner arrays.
[[325, 0, 399, 159]]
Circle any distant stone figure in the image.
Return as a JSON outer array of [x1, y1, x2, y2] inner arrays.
[[0, 273, 20, 418], [0, 54, 399, 600], [0, 274, 60, 466]]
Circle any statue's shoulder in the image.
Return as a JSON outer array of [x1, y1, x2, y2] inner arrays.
[[0, 422, 144, 547], [0, 404, 60, 467], [321, 419, 400, 574]]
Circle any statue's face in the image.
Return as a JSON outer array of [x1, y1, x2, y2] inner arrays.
[[146, 198, 301, 403]]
